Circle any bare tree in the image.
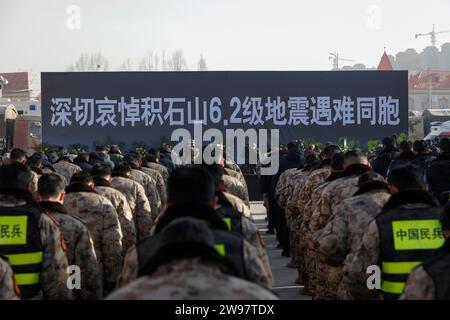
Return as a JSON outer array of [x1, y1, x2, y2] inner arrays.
[[166, 49, 188, 71], [120, 58, 133, 71], [139, 51, 160, 71], [67, 53, 109, 71], [197, 54, 207, 71]]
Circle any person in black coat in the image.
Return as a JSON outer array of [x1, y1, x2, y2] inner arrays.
[[387, 140, 414, 174], [268, 142, 305, 256], [411, 140, 436, 181], [372, 137, 399, 177], [426, 138, 450, 204], [73, 152, 93, 173]]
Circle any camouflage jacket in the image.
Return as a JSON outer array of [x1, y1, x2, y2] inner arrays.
[[117, 238, 273, 289], [30, 170, 41, 195], [53, 161, 82, 185], [316, 189, 390, 300], [284, 169, 310, 223], [222, 191, 252, 220], [94, 180, 137, 253], [0, 256, 19, 300], [144, 162, 169, 185], [109, 258, 279, 300], [0, 194, 71, 300], [400, 266, 435, 300], [40, 201, 103, 300], [111, 176, 154, 241], [317, 189, 390, 268], [345, 194, 439, 300], [297, 166, 331, 216], [310, 165, 370, 236], [224, 167, 248, 190], [275, 168, 298, 209], [141, 167, 167, 207], [64, 186, 123, 288], [223, 175, 250, 207], [130, 169, 162, 215]]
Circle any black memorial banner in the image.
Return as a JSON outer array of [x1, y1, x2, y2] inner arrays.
[[41, 71, 408, 149]]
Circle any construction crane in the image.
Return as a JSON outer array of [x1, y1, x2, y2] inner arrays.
[[329, 52, 355, 70], [415, 24, 450, 47]]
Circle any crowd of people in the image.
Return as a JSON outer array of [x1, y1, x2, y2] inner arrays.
[[266, 136, 450, 300], [0, 144, 273, 300], [1, 135, 450, 300]]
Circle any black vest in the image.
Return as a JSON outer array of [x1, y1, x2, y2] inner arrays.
[[0, 202, 44, 299], [215, 206, 243, 234], [137, 229, 247, 280], [422, 240, 450, 300], [376, 202, 443, 300]]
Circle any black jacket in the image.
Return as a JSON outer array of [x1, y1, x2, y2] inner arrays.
[[372, 148, 399, 177], [388, 151, 414, 173], [426, 153, 450, 202], [73, 156, 93, 173]]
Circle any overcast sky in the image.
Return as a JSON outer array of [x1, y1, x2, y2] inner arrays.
[[1, 0, 450, 74]]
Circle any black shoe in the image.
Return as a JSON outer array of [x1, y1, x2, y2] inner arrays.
[[266, 229, 275, 235], [281, 250, 291, 257]]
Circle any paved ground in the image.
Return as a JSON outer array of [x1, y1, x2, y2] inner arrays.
[[251, 201, 311, 300]]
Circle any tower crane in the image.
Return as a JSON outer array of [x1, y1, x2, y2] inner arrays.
[[329, 52, 355, 70], [415, 24, 450, 47]]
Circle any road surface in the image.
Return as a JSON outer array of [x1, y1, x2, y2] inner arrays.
[[251, 201, 311, 300]]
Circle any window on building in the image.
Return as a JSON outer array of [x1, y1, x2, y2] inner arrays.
[[439, 97, 449, 109], [29, 122, 41, 139], [408, 97, 415, 110]]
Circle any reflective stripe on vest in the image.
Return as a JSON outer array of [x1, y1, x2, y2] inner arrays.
[[14, 273, 40, 285], [3, 252, 43, 266], [382, 261, 421, 274], [222, 218, 232, 231], [381, 280, 405, 295], [214, 244, 226, 256]]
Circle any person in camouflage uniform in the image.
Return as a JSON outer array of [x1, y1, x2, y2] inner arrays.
[[222, 191, 252, 220], [283, 155, 321, 267], [91, 164, 137, 254], [302, 153, 344, 295], [224, 166, 248, 191], [290, 146, 339, 291], [118, 166, 273, 289], [109, 218, 278, 300], [202, 163, 271, 275], [143, 157, 169, 185], [64, 172, 123, 294], [141, 165, 167, 207], [26, 155, 44, 195], [275, 168, 298, 210], [37, 173, 103, 300], [400, 205, 450, 300], [346, 166, 442, 300], [0, 256, 19, 300], [0, 163, 71, 300], [52, 156, 82, 186], [309, 150, 370, 299], [316, 172, 391, 299], [111, 163, 155, 240], [223, 174, 250, 207], [124, 153, 162, 216]]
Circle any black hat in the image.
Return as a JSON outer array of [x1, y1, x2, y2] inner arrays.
[[439, 138, 450, 153], [354, 172, 389, 196]]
